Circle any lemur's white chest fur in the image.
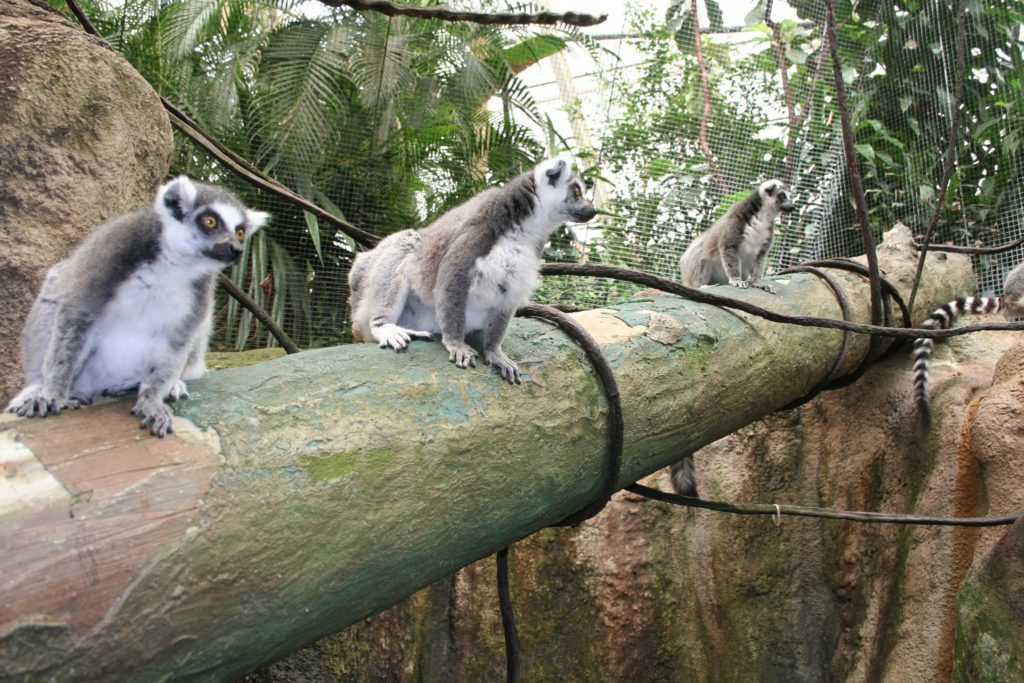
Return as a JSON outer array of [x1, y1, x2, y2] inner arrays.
[[399, 211, 554, 334], [464, 234, 542, 330], [72, 254, 214, 396], [737, 208, 779, 274], [464, 209, 554, 330]]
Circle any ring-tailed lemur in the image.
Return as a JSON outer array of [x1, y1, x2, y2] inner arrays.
[[670, 180, 795, 497], [5, 176, 268, 437], [912, 260, 1024, 425], [349, 157, 596, 384], [679, 179, 795, 295]]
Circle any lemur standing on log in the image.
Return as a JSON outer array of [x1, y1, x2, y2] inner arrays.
[[5, 177, 268, 436], [679, 179, 795, 294], [349, 158, 596, 384], [912, 260, 1024, 425], [671, 180, 796, 497]]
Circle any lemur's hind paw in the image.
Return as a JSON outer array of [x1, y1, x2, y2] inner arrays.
[[445, 341, 478, 369], [484, 349, 521, 385]]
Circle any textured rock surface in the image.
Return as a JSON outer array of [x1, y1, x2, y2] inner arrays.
[[954, 517, 1024, 683], [952, 339, 1024, 682], [0, 0, 172, 404], [245, 327, 1024, 682]]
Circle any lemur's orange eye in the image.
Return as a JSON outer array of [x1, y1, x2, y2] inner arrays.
[[573, 185, 582, 199], [200, 214, 218, 230], [235, 227, 245, 241]]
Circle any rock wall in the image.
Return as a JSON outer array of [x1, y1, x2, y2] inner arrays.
[[0, 0, 173, 404], [244, 328, 1024, 682], [952, 340, 1024, 683]]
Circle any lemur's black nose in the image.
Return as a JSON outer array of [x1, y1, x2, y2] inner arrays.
[[206, 242, 245, 263]]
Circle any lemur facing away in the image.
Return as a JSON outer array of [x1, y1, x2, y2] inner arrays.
[[671, 179, 796, 497], [349, 157, 596, 384], [912, 260, 1024, 425], [6, 176, 268, 437], [679, 179, 795, 294]]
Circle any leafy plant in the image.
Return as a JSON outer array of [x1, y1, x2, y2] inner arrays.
[[53, 0, 587, 349]]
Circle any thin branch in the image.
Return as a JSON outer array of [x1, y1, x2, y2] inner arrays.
[[627, 484, 1020, 527], [64, 0, 99, 32], [774, 15, 829, 265], [915, 233, 1024, 255], [771, 25, 799, 182], [318, 0, 607, 27], [538, 262, 1024, 340], [166, 109, 381, 249], [907, 0, 968, 315], [824, 1, 883, 334], [496, 548, 521, 683], [217, 274, 300, 354], [691, 0, 727, 193]]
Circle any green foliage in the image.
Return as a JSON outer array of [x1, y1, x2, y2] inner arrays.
[[573, 0, 1024, 309], [54, 0, 584, 349], [43, 0, 1024, 326], [787, 0, 1024, 243]]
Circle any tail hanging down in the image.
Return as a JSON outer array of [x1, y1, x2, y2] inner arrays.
[[912, 296, 1001, 425]]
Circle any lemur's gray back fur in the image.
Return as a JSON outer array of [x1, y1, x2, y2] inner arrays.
[[413, 171, 539, 296]]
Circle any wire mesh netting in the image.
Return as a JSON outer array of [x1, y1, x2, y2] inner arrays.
[[65, 0, 1024, 351]]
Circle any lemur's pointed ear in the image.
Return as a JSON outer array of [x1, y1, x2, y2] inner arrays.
[[545, 159, 567, 186], [764, 181, 778, 196], [246, 209, 270, 234], [156, 176, 198, 222]]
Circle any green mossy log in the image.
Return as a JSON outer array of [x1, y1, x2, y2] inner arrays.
[[0, 226, 973, 681]]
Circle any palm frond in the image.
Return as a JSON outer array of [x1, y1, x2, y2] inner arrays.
[[160, 0, 226, 60], [254, 21, 354, 171], [346, 16, 418, 110]]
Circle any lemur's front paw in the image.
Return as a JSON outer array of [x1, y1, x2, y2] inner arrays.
[[484, 349, 521, 385], [374, 323, 433, 351], [5, 385, 81, 417], [166, 380, 189, 402], [728, 278, 751, 289], [751, 280, 777, 295], [445, 341, 478, 369], [132, 397, 174, 437]]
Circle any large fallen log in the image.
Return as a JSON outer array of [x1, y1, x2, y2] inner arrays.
[[0, 225, 973, 682]]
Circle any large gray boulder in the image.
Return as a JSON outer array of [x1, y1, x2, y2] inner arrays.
[[0, 0, 172, 404]]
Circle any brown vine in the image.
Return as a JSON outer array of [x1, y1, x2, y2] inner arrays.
[[691, 0, 727, 193], [318, 0, 607, 27]]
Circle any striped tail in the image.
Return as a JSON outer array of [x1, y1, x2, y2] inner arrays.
[[912, 296, 1001, 425]]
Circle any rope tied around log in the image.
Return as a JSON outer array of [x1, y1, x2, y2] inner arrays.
[[495, 259, 1016, 683], [495, 302, 627, 682], [775, 258, 913, 410]]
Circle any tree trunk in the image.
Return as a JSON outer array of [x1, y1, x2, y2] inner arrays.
[[0, 225, 973, 682]]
